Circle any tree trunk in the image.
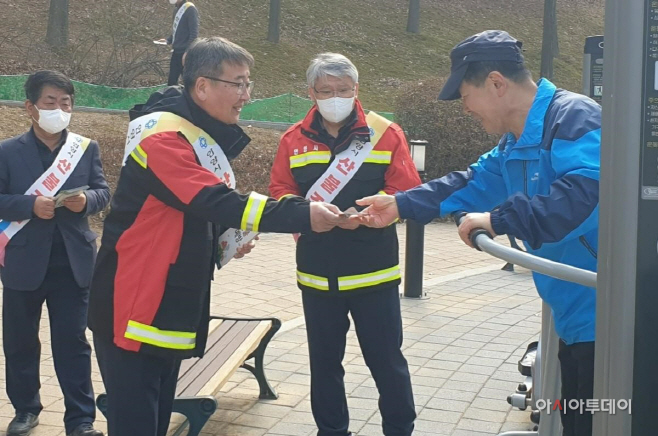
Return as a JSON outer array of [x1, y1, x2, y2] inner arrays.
[[540, 0, 559, 80], [407, 0, 420, 34], [46, 0, 69, 47], [267, 0, 281, 43]]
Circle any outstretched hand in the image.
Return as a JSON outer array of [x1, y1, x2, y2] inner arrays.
[[336, 207, 361, 230], [353, 194, 399, 228], [310, 202, 344, 232]]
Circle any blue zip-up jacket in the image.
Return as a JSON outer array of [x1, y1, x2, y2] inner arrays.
[[396, 79, 600, 345]]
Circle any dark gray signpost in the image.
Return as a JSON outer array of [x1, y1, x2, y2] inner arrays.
[[583, 36, 604, 104], [595, 0, 658, 434]]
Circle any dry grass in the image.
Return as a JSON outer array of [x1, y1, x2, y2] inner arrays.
[[0, 0, 605, 111]]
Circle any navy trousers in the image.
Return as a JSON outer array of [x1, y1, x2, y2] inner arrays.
[[94, 335, 181, 436], [167, 51, 184, 86], [559, 340, 595, 436], [302, 287, 416, 436], [2, 266, 96, 434]]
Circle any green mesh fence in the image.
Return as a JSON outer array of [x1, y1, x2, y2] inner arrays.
[[0, 75, 394, 122], [0, 75, 162, 110]]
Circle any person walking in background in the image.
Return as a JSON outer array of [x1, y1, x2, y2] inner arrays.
[[155, 0, 199, 86]]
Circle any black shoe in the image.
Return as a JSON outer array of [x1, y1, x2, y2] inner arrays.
[[67, 423, 104, 436], [6, 412, 39, 436]]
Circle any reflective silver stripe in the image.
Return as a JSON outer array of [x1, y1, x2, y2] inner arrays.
[[338, 265, 401, 291], [364, 151, 392, 164], [296, 270, 329, 291], [290, 151, 331, 168], [241, 192, 268, 232], [124, 321, 196, 350], [130, 145, 147, 168]]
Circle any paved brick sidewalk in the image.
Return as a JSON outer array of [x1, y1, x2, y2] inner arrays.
[[0, 222, 540, 436]]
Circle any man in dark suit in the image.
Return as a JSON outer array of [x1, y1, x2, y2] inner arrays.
[[0, 71, 109, 436]]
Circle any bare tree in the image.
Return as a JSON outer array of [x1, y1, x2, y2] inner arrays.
[[267, 0, 281, 43], [540, 0, 559, 80], [46, 0, 69, 47], [407, 0, 420, 34]]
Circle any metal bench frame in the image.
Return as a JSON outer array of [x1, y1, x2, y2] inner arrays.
[[96, 315, 282, 436]]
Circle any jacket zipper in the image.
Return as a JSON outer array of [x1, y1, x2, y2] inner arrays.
[[579, 236, 598, 259], [523, 161, 528, 194]]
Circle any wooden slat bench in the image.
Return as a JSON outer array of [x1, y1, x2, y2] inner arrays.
[[96, 315, 282, 436]]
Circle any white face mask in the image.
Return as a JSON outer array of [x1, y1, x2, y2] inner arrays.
[[169, 0, 177, 4], [34, 108, 71, 134], [315, 97, 355, 124]]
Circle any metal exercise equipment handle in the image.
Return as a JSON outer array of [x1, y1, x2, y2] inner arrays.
[[453, 212, 597, 289]]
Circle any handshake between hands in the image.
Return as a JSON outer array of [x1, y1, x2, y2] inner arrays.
[[309, 194, 400, 233], [234, 194, 400, 260], [235, 194, 494, 259]]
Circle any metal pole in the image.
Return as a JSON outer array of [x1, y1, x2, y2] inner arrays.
[[406, 0, 420, 34], [267, 0, 281, 43], [403, 219, 425, 298], [595, 0, 650, 434], [454, 214, 597, 288], [540, 0, 558, 80]]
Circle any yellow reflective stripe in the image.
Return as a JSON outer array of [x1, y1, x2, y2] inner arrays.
[[338, 265, 401, 291], [241, 192, 268, 232], [77, 136, 92, 152], [130, 144, 147, 168], [138, 112, 214, 151], [297, 270, 330, 291], [364, 150, 392, 164], [124, 320, 196, 350], [278, 193, 297, 200], [290, 151, 331, 168], [377, 190, 387, 195]]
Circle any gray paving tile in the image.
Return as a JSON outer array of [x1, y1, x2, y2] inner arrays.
[[417, 407, 462, 423], [455, 417, 503, 433], [0, 224, 542, 436]]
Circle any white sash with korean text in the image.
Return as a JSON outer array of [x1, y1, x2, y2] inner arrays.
[[171, 2, 194, 44], [123, 112, 256, 268], [305, 111, 390, 203], [0, 133, 91, 266]]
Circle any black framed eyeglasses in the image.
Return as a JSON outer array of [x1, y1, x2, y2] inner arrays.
[[202, 76, 254, 95]]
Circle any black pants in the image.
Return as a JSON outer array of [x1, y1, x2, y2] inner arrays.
[[94, 335, 181, 436], [302, 287, 416, 436], [2, 266, 96, 434], [558, 340, 595, 436], [167, 51, 185, 86]]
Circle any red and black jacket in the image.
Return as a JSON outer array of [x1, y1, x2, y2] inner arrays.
[[88, 87, 311, 358], [269, 101, 421, 296]]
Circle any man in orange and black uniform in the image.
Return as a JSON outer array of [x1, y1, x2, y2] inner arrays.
[[269, 53, 421, 436], [88, 38, 344, 436]]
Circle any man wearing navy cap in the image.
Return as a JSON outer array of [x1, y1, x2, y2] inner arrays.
[[355, 30, 600, 436]]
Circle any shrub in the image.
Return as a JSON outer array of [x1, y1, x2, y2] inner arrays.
[[395, 77, 499, 181]]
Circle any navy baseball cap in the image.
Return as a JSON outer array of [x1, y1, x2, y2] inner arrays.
[[438, 30, 524, 101]]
